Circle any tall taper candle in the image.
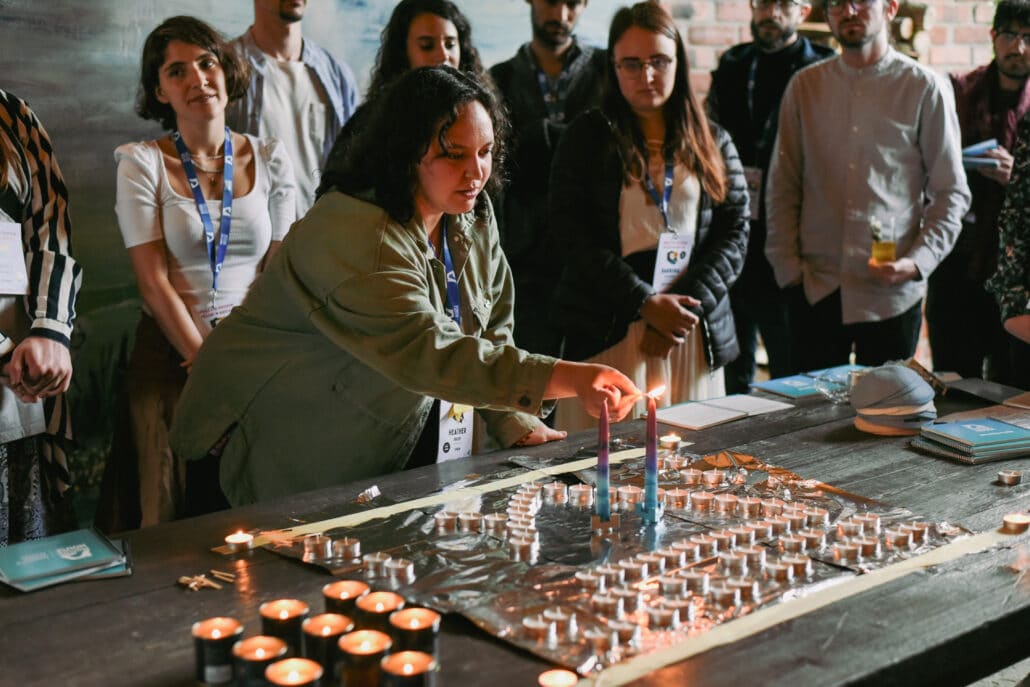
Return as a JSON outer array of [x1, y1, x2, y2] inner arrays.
[[641, 387, 661, 524], [597, 398, 611, 521]]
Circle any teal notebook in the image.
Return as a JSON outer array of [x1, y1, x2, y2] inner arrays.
[[751, 375, 821, 398], [921, 418, 1030, 448], [0, 529, 124, 584]]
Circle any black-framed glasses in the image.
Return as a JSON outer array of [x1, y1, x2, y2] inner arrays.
[[997, 30, 1030, 47], [615, 55, 675, 77], [825, 0, 879, 12], [750, 0, 804, 10]]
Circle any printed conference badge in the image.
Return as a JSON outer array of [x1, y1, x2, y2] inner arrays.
[[652, 232, 693, 293], [438, 401, 474, 462]]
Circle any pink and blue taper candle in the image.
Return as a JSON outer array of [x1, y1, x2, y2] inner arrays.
[[640, 386, 665, 525], [596, 398, 611, 521]]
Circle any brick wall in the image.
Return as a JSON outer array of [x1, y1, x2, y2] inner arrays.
[[663, 1, 1001, 96]]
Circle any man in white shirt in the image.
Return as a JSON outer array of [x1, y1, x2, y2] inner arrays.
[[229, 0, 358, 220], [765, 0, 970, 370]]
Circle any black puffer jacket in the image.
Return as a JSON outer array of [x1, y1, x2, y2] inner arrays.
[[549, 108, 749, 368]]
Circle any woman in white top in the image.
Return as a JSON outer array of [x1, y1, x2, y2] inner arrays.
[[549, 3, 749, 431], [106, 16, 295, 528]]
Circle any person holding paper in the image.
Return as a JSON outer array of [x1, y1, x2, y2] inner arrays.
[[548, 2, 749, 431], [105, 17, 296, 527], [926, 0, 1030, 385], [0, 90, 83, 545], [169, 67, 639, 507]]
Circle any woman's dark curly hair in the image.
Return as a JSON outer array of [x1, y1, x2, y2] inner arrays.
[[365, 0, 487, 102], [135, 16, 248, 131], [321, 66, 508, 224]]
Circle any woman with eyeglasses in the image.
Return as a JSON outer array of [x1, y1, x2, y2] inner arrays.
[[549, 2, 749, 430]]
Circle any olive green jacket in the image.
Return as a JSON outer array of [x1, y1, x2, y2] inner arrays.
[[169, 191, 555, 506]]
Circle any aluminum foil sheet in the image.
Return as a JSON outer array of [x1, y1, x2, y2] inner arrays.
[[266, 446, 970, 675]]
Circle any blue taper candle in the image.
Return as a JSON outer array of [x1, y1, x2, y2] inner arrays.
[[596, 398, 611, 521]]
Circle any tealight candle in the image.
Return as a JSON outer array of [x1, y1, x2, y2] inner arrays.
[[655, 546, 686, 569], [781, 554, 812, 578], [543, 606, 578, 641], [804, 507, 830, 528], [607, 619, 641, 646], [389, 607, 441, 654], [739, 497, 763, 517], [884, 527, 912, 549], [680, 468, 703, 485], [363, 552, 392, 578], [332, 537, 361, 560], [779, 534, 805, 553], [385, 558, 416, 585], [192, 617, 243, 686], [702, 469, 725, 487], [260, 600, 310, 655], [265, 657, 323, 687], [617, 484, 643, 506], [301, 613, 353, 680], [798, 528, 826, 550], [661, 597, 695, 625], [433, 511, 457, 534], [833, 542, 859, 562], [483, 512, 508, 535], [998, 469, 1022, 486], [457, 512, 482, 533], [710, 584, 740, 608], [837, 520, 863, 538], [322, 580, 370, 615], [767, 516, 790, 535], [224, 530, 254, 553], [590, 592, 624, 618], [233, 636, 287, 687], [1002, 513, 1030, 534], [509, 536, 537, 562], [761, 498, 785, 517], [583, 627, 616, 655], [690, 533, 717, 557], [659, 575, 686, 597], [671, 539, 701, 562], [338, 630, 392, 687], [611, 586, 642, 613], [690, 491, 714, 511], [727, 577, 760, 602], [647, 604, 677, 629], [355, 591, 405, 633], [679, 570, 710, 595], [303, 534, 332, 561], [710, 530, 736, 552], [719, 551, 748, 575], [748, 520, 774, 539], [729, 526, 756, 546], [575, 570, 606, 592], [901, 521, 930, 544], [739, 546, 767, 570], [855, 536, 881, 557], [522, 615, 558, 644], [664, 487, 690, 510], [594, 564, 625, 587], [636, 552, 665, 573], [783, 511, 807, 531], [543, 481, 568, 503], [663, 454, 689, 470], [537, 669, 578, 687], [660, 432, 682, 450], [617, 558, 647, 582], [714, 493, 739, 512], [381, 651, 438, 687], [569, 484, 594, 507], [766, 561, 793, 582], [854, 512, 882, 534]]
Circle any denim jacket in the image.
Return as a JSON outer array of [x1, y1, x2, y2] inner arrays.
[[228, 29, 358, 165], [170, 192, 554, 506]]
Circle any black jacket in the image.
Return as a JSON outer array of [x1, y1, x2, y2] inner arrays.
[[549, 109, 750, 367]]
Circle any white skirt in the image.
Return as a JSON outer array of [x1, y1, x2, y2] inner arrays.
[[555, 320, 725, 433]]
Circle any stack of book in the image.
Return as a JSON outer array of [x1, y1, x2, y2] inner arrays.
[[0, 528, 131, 592], [912, 418, 1030, 464]]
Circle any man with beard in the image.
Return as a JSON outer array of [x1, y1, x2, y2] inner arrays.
[[490, 0, 607, 362], [229, 0, 358, 219], [706, 0, 833, 392], [926, 0, 1030, 386], [765, 0, 970, 370]]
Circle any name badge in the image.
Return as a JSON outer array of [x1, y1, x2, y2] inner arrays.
[[438, 401, 474, 462], [653, 232, 693, 293], [742, 166, 763, 221], [0, 222, 28, 296], [194, 296, 236, 334]]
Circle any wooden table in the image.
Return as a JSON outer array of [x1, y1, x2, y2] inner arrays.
[[2, 394, 1028, 686]]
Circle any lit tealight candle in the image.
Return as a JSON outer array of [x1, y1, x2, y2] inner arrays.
[[192, 617, 243, 686], [233, 636, 287, 687], [389, 607, 441, 654], [259, 599, 310, 655], [301, 613, 353, 679], [538, 668, 579, 687], [1002, 513, 1030, 534], [355, 591, 405, 633], [265, 657, 323, 686], [322, 579, 370, 615], [338, 630, 392, 687], [225, 530, 254, 553], [660, 433, 682, 450], [381, 651, 439, 687]]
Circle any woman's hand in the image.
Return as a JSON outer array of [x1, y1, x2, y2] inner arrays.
[[512, 423, 567, 447], [545, 361, 641, 421], [640, 293, 700, 344], [2, 337, 73, 403]]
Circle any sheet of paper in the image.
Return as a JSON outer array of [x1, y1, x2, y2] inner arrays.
[[657, 402, 746, 431], [704, 394, 793, 415], [0, 222, 28, 295]]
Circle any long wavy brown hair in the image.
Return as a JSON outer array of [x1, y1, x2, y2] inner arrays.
[[603, 2, 726, 202]]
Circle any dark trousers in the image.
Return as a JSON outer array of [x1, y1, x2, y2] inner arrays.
[[788, 288, 923, 371], [926, 253, 1014, 383], [724, 290, 793, 392]]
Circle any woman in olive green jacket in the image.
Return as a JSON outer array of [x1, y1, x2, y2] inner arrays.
[[170, 67, 638, 508]]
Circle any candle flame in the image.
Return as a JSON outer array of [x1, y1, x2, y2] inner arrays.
[[321, 626, 332, 636], [410, 618, 419, 629], [211, 629, 222, 639], [256, 648, 266, 659], [375, 603, 385, 612], [287, 671, 300, 682], [279, 610, 289, 620], [404, 663, 415, 675], [359, 640, 372, 652], [647, 385, 666, 399]]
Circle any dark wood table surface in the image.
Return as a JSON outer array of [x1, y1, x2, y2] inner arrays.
[[2, 394, 1028, 686]]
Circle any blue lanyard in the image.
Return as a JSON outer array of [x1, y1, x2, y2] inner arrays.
[[438, 217, 462, 326], [171, 127, 234, 292], [643, 152, 675, 230]]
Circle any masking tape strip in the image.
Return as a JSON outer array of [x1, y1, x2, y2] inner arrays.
[[214, 448, 645, 553], [578, 529, 1012, 686]]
